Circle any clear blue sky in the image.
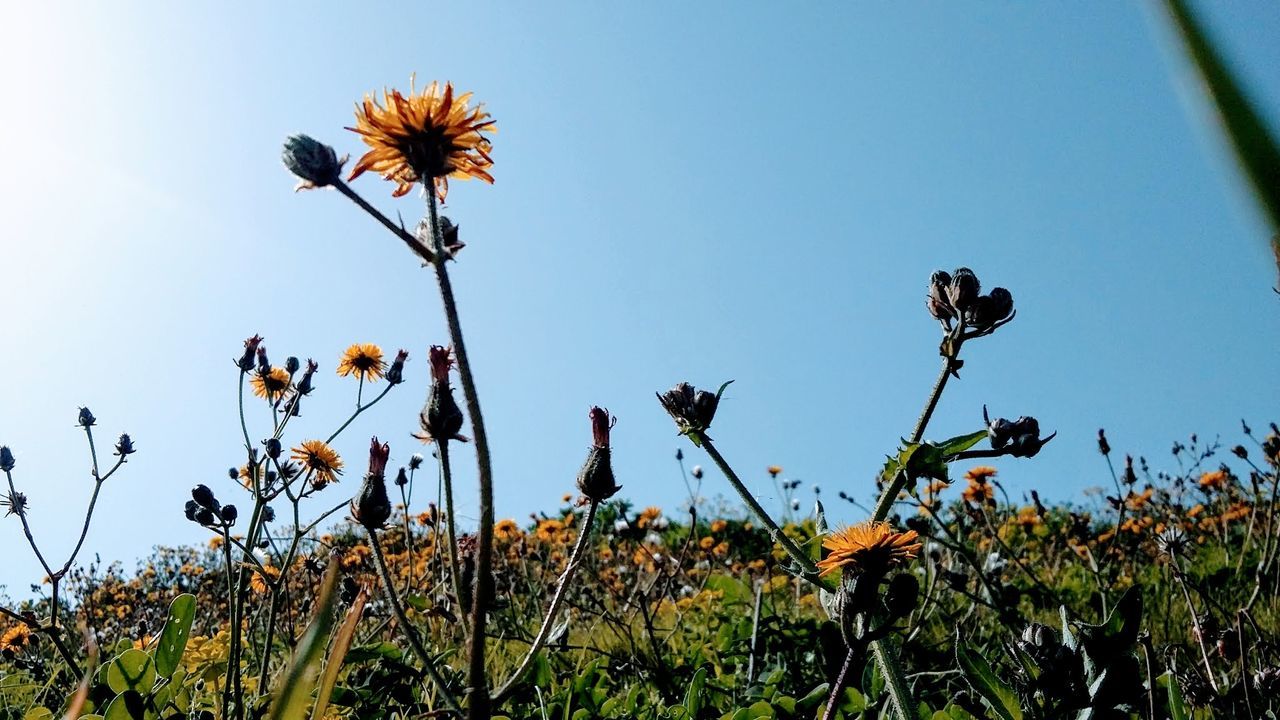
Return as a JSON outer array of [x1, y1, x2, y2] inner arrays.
[[2, 2, 1278, 595]]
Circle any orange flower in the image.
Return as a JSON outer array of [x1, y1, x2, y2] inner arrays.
[[250, 367, 291, 401], [1199, 470, 1228, 491], [291, 440, 343, 487], [965, 466, 998, 483], [816, 522, 921, 577], [347, 79, 496, 201], [0, 623, 31, 653], [337, 344, 386, 383]]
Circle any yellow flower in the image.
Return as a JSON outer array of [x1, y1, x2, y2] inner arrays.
[[1199, 470, 1228, 491], [337, 344, 386, 383], [962, 477, 995, 506], [710, 519, 727, 534], [767, 465, 783, 478], [964, 466, 998, 483], [816, 522, 921, 578], [0, 623, 32, 652], [347, 79, 496, 201], [291, 440, 344, 487], [250, 565, 280, 594], [250, 367, 292, 401]]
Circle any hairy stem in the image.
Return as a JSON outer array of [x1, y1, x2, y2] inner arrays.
[[438, 441, 468, 633]]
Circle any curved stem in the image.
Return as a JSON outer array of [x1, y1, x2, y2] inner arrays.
[[368, 528, 463, 714], [491, 500, 599, 705], [423, 188, 496, 720]]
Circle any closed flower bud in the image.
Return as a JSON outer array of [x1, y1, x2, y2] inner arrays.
[[237, 335, 263, 373], [1233, 445, 1248, 459], [675, 448, 684, 462], [256, 347, 270, 377], [394, 467, 409, 487], [577, 407, 621, 502], [114, 433, 136, 457], [192, 484, 219, 511], [417, 346, 466, 443], [263, 437, 282, 460], [282, 134, 345, 190], [77, 407, 97, 428], [947, 268, 980, 312], [0, 446, 16, 472], [692, 390, 720, 430], [296, 359, 318, 396], [195, 507, 217, 526], [284, 356, 301, 375], [352, 437, 393, 529], [227, 467, 239, 480], [987, 287, 1013, 320], [926, 270, 954, 321], [1097, 428, 1111, 455], [184, 500, 200, 522], [386, 349, 409, 385], [220, 504, 238, 525], [262, 505, 276, 523]]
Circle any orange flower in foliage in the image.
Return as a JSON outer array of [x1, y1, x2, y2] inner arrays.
[[816, 521, 921, 578]]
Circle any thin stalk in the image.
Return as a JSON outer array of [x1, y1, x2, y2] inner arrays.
[[333, 180, 436, 263], [871, 638, 913, 720], [423, 188, 496, 720], [696, 434, 823, 588], [438, 441, 468, 633], [491, 500, 600, 705], [325, 383, 395, 445], [368, 528, 463, 715], [823, 647, 860, 720]]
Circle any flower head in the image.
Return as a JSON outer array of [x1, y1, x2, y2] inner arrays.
[[347, 79, 496, 201], [250, 367, 292, 401], [0, 623, 32, 653], [337, 344, 386, 383], [1199, 469, 1229, 491], [816, 521, 922, 578], [291, 440, 344, 488]]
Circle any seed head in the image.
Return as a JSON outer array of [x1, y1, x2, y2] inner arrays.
[[114, 433, 136, 457]]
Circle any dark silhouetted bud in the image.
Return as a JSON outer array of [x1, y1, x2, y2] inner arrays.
[[577, 407, 621, 502], [220, 504, 238, 525], [237, 335, 263, 373], [352, 437, 393, 529], [885, 573, 920, 619], [2, 490, 28, 517], [296, 359, 318, 396], [0, 446, 16, 472], [284, 356, 301, 375], [262, 506, 276, 523], [947, 268, 980, 312], [340, 576, 360, 604], [77, 407, 97, 428], [192, 484, 219, 510], [282, 134, 345, 190], [394, 467, 409, 487], [1232, 445, 1248, 459], [927, 270, 953, 321], [987, 287, 1013, 320], [409, 453, 424, 471], [1123, 455, 1138, 485], [263, 438, 282, 460], [195, 507, 217, 526], [184, 500, 200, 522], [658, 381, 730, 436], [675, 448, 684, 462], [417, 346, 466, 443], [114, 433, 136, 457], [1097, 428, 1111, 455], [256, 347, 270, 377], [386, 349, 409, 385], [228, 467, 239, 480]]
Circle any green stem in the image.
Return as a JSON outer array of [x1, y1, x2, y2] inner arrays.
[[872, 638, 913, 720], [438, 441, 468, 633], [696, 434, 823, 588], [368, 529, 463, 715], [424, 188, 496, 720]]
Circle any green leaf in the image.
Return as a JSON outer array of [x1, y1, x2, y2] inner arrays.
[[106, 650, 157, 696], [684, 666, 707, 717], [937, 430, 990, 457], [154, 594, 195, 679], [102, 693, 146, 720], [268, 561, 341, 720], [23, 708, 53, 720], [955, 642, 1022, 720], [704, 575, 752, 605], [1160, 672, 1188, 720], [1162, 0, 1280, 241]]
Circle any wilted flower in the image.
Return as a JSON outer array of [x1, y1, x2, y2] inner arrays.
[[577, 407, 621, 502], [657, 381, 730, 438], [347, 79, 496, 201], [352, 437, 393, 529]]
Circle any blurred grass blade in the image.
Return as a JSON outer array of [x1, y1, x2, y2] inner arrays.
[[61, 625, 99, 720], [310, 588, 367, 720], [269, 560, 341, 720], [1160, 0, 1280, 274]]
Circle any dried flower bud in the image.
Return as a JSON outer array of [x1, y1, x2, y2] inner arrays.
[[1232, 445, 1248, 459], [183, 500, 199, 522], [285, 356, 301, 375], [256, 347, 271, 377], [1097, 429, 1111, 455], [220, 504, 238, 525], [114, 433, 136, 457], [947, 268, 980, 312], [394, 467, 409, 487], [77, 407, 97, 428], [1123, 455, 1138, 485], [282, 134, 345, 190], [262, 505, 276, 523], [263, 438, 282, 460], [296, 359, 318, 396], [577, 407, 621, 502], [417, 347, 466, 444], [926, 270, 954, 321], [386, 350, 409, 385], [352, 437, 393, 529], [195, 507, 217, 526], [0, 446, 14, 472], [658, 381, 731, 436], [237, 335, 263, 373], [409, 453, 424, 471], [192, 484, 219, 510], [227, 467, 239, 480]]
